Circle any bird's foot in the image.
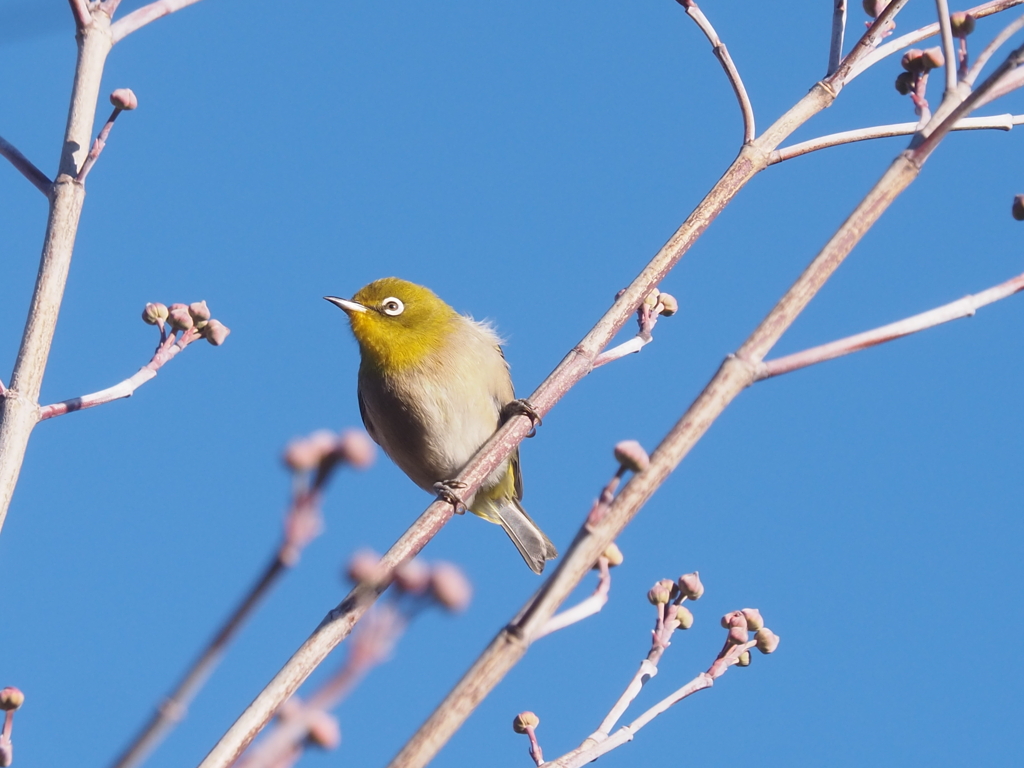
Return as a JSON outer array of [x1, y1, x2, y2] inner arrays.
[[434, 480, 468, 514], [502, 398, 543, 437]]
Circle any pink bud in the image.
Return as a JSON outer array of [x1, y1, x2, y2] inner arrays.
[[599, 542, 624, 568], [862, 0, 889, 17], [647, 579, 674, 605], [305, 709, 341, 750], [345, 549, 383, 584], [674, 604, 694, 630], [659, 292, 679, 316], [950, 12, 975, 37], [0, 688, 23, 711], [901, 49, 926, 72], [282, 430, 336, 471], [728, 624, 749, 645], [741, 608, 764, 631], [512, 711, 540, 733], [334, 429, 376, 469], [614, 440, 650, 473], [167, 304, 193, 331], [201, 319, 231, 346], [189, 300, 211, 324], [110, 88, 138, 110], [393, 558, 431, 594], [755, 627, 780, 654], [678, 571, 704, 601], [141, 302, 168, 325], [721, 610, 746, 629], [430, 562, 472, 612]]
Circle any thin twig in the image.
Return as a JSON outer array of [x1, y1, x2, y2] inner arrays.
[[37, 330, 197, 421], [0, 135, 53, 197], [77, 107, 124, 184], [68, 0, 92, 29], [937, 0, 960, 94], [850, 0, 1024, 79], [770, 113, 1024, 163], [196, 9, 926, 766], [828, 1, 848, 76], [757, 271, 1024, 380], [965, 10, 1024, 84], [534, 558, 611, 640], [110, 0, 206, 44], [680, 1, 755, 143]]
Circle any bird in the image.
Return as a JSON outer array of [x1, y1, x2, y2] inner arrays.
[[325, 277, 558, 574]]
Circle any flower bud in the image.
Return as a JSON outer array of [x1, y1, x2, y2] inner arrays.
[[334, 429, 375, 469], [167, 304, 193, 331], [677, 571, 704, 601], [0, 687, 24, 711], [950, 12, 975, 37], [283, 430, 336, 471], [921, 47, 945, 70], [901, 49, 925, 72], [647, 579, 673, 605], [728, 624, 749, 645], [394, 558, 430, 594], [189, 300, 211, 324], [600, 542, 624, 568], [643, 290, 660, 310], [674, 604, 694, 630], [1012, 195, 1024, 221], [862, 0, 888, 17], [201, 319, 231, 346], [721, 610, 746, 629], [110, 88, 138, 110], [741, 608, 764, 631], [142, 302, 168, 325], [614, 440, 649, 473], [737, 650, 752, 667], [894, 71, 915, 95], [513, 711, 540, 733], [659, 292, 679, 316], [346, 549, 383, 584], [430, 562, 472, 612], [755, 627, 780, 654], [305, 709, 341, 750]]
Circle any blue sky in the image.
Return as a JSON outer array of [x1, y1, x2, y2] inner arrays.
[[2, 2, 1023, 767]]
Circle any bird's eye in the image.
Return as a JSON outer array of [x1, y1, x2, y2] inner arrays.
[[381, 297, 405, 316]]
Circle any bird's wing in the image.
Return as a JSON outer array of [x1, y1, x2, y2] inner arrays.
[[357, 388, 381, 446]]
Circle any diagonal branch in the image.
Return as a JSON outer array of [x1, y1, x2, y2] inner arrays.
[[678, 1, 755, 143], [195, 8, 930, 767], [68, 0, 92, 29], [828, 1, 848, 76], [757, 271, 1024, 380], [0, 135, 53, 197], [110, 0, 205, 44], [770, 113, 1024, 163]]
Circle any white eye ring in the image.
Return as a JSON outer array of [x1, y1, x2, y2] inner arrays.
[[381, 297, 405, 316]]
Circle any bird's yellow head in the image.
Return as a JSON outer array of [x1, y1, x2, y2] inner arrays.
[[326, 277, 458, 373]]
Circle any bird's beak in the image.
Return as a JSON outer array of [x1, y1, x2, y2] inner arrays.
[[324, 296, 368, 314]]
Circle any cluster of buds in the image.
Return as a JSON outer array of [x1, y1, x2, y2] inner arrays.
[[283, 429, 376, 474], [346, 551, 472, 613], [647, 571, 703, 632], [895, 47, 944, 107], [642, 287, 679, 317], [141, 301, 231, 346], [0, 687, 24, 768], [720, 608, 780, 667]]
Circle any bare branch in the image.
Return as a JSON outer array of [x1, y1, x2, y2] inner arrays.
[[936, 0, 960, 94], [110, 0, 205, 44], [851, 0, 1024, 79], [77, 106, 128, 184], [829, 1, 848, 76], [68, 0, 92, 29], [534, 557, 611, 640], [770, 113, 1024, 163], [965, 10, 1024, 84], [0, 135, 52, 197], [758, 271, 1024, 380], [678, 1, 756, 143]]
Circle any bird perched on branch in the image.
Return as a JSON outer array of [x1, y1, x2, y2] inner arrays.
[[326, 277, 558, 573]]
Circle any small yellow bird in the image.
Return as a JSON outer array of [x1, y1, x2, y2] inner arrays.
[[326, 277, 558, 573]]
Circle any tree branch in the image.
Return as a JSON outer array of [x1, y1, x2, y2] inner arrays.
[[936, 0, 960, 95], [110, 0, 206, 44], [0, 135, 53, 197], [828, 1, 848, 76], [678, 1, 755, 143], [68, 0, 92, 30], [757, 271, 1024, 380], [195, 9, 927, 766], [770, 113, 1024, 164]]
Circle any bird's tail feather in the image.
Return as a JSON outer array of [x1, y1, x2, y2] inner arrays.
[[487, 499, 558, 574]]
